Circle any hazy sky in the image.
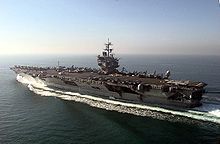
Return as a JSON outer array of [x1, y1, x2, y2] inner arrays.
[[0, 0, 220, 55]]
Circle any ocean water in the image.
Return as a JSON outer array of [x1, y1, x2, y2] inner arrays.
[[0, 55, 220, 144]]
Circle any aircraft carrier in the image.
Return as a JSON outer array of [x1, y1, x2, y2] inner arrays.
[[11, 39, 207, 109]]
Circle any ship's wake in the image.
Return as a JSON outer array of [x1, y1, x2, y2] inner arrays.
[[16, 74, 220, 124]]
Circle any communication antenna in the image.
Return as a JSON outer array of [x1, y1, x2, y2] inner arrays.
[[58, 61, 60, 68]]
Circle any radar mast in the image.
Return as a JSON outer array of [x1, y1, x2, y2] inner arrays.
[[104, 38, 113, 57]]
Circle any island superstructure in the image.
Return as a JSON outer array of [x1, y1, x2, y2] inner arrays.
[[97, 38, 119, 74], [11, 39, 207, 109]]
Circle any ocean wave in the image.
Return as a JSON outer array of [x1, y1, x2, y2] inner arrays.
[[16, 74, 220, 124]]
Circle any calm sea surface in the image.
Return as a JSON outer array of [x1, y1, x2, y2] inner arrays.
[[0, 55, 220, 144]]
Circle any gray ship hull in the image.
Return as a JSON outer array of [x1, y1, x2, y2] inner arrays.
[[19, 74, 197, 109]]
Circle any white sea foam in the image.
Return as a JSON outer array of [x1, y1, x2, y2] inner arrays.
[[17, 74, 220, 124], [209, 110, 220, 117], [17, 74, 46, 88]]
